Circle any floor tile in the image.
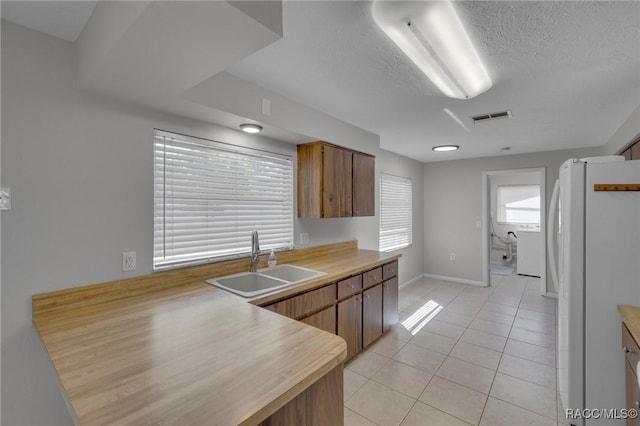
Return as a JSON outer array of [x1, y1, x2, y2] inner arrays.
[[372, 359, 433, 398], [498, 354, 556, 389], [422, 319, 466, 340], [513, 317, 555, 335], [345, 380, 416, 426], [368, 333, 408, 358], [401, 401, 471, 426], [476, 309, 515, 326], [509, 327, 555, 349], [344, 369, 369, 401], [503, 339, 555, 367], [468, 318, 512, 337], [411, 330, 457, 355], [460, 329, 507, 352], [519, 300, 556, 314], [347, 350, 389, 378], [436, 357, 496, 394], [434, 310, 474, 327], [479, 397, 556, 426], [387, 323, 414, 343], [516, 308, 555, 322], [443, 302, 482, 317], [393, 343, 447, 373], [489, 373, 557, 418], [482, 302, 518, 316], [345, 407, 378, 426], [449, 341, 502, 370], [419, 376, 487, 425]]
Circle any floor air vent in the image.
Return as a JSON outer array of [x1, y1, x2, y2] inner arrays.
[[472, 110, 512, 124]]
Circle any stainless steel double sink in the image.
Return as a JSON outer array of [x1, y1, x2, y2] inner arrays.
[[206, 264, 327, 298]]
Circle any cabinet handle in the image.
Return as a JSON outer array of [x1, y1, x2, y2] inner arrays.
[[624, 346, 633, 354], [355, 297, 361, 302], [349, 284, 354, 289], [635, 401, 639, 409], [364, 295, 370, 299]]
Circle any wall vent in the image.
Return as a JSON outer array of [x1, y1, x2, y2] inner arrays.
[[472, 110, 512, 124]]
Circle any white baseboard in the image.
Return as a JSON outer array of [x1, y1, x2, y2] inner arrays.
[[399, 274, 426, 288], [545, 292, 558, 299], [423, 273, 487, 287]]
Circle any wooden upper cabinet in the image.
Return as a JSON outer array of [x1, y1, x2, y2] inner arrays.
[[631, 142, 640, 160], [353, 152, 375, 217], [322, 145, 353, 218], [297, 141, 375, 218]]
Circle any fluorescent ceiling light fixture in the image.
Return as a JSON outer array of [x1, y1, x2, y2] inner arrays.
[[372, 0, 492, 100], [432, 145, 459, 152], [239, 123, 263, 134]]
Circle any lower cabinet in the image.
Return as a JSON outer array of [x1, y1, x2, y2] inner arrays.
[[337, 295, 362, 361], [262, 260, 399, 362], [259, 365, 343, 426], [300, 306, 336, 334], [362, 284, 383, 347], [382, 277, 399, 332]]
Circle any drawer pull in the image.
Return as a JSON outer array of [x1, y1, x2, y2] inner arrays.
[[355, 297, 361, 302], [624, 346, 633, 354], [349, 284, 354, 289]]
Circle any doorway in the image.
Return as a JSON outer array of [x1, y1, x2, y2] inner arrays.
[[481, 168, 547, 295]]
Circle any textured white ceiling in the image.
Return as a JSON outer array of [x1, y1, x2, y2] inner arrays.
[[227, 1, 640, 162], [3, 1, 638, 162], [1, 1, 97, 42]]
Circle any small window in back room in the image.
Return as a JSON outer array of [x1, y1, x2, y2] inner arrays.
[[379, 173, 413, 252], [153, 130, 294, 271], [497, 184, 541, 225]]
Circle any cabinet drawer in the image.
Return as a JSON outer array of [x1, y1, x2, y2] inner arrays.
[[363, 267, 382, 289], [382, 261, 398, 280], [623, 323, 640, 369], [266, 284, 336, 320], [338, 275, 362, 300]]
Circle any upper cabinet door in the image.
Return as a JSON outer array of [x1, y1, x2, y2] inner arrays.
[[322, 145, 353, 218], [353, 152, 375, 217], [631, 142, 640, 160]]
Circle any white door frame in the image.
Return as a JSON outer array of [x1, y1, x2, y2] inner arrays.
[[482, 167, 547, 295]]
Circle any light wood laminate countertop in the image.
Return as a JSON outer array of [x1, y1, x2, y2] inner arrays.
[[33, 244, 399, 425], [619, 305, 640, 345]]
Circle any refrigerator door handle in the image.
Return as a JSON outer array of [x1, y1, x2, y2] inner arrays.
[[547, 178, 560, 293]]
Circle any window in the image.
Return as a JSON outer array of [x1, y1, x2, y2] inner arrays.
[[153, 130, 294, 270], [379, 173, 412, 252], [497, 184, 540, 224]]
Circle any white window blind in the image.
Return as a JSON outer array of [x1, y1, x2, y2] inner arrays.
[[379, 173, 413, 252], [497, 184, 541, 224], [154, 130, 294, 270]]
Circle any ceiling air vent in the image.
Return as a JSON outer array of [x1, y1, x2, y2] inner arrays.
[[472, 110, 512, 124]]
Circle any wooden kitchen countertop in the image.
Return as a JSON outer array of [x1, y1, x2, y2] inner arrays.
[[33, 242, 399, 425], [619, 305, 640, 345]]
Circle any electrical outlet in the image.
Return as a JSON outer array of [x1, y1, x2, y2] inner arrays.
[[0, 187, 11, 211], [122, 252, 136, 271], [300, 232, 309, 245], [449, 252, 456, 261]]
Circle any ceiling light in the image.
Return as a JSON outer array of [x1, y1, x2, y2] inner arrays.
[[239, 123, 263, 134], [372, 1, 492, 100], [432, 145, 459, 152]]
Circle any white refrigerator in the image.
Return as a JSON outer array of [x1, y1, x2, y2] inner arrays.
[[548, 156, 640, 426]]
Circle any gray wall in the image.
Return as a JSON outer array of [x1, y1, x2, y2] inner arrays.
[[1, 22, 424, 425], [423, 147, 602, 287]]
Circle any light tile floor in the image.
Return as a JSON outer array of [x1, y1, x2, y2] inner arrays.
[[344, 273, 563, 426]]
